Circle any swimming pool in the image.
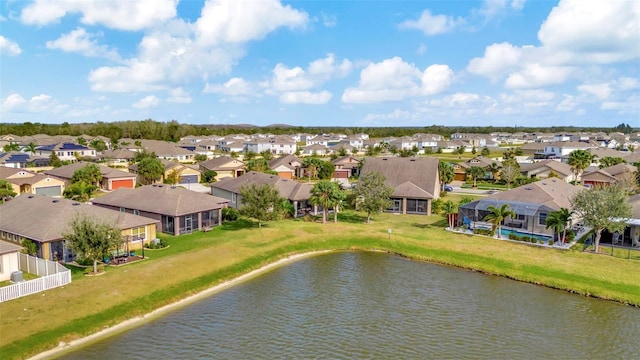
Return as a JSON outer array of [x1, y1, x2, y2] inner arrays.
[[500, 228, 552, 242]]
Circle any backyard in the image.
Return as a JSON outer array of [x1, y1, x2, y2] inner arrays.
[[1, 209, 639, 359]]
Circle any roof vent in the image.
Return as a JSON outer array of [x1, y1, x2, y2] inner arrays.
[[158, 185, 163, 187], [410, 159, 416, 161], [52, 199, 59, 203], [524, 187, 532, 190], [72, 202, 80, 206], [152, 184, 158, 187], [28, 195, 34, 199]]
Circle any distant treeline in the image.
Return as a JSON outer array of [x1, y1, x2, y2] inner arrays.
[[0, 119, 635, 142]]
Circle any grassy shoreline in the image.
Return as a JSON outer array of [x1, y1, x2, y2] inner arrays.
[[2, 212, 639, 359]]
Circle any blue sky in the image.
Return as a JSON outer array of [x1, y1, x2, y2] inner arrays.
[[1, 0, 638, 128]]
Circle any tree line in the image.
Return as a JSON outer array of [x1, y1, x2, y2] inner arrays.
[[1, 120, 636, 143]]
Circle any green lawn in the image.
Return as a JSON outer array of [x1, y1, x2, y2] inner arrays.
[[1, 211, 639, 359]]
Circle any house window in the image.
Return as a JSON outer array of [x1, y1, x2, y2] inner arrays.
[[134, 209, 140, 215], [231, 193, 236, 203], [131, 226, 146, 240], [539, 212, 548, 225], [515, 214, 525, 221], [120, 207, 126, 212]]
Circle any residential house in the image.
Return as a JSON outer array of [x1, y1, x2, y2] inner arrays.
[[301, 144, 331, 156], [453, 157, 502, 182], [0, 195, 158, 262], [623, 194, 640, 248], [0, 151, 49, 168], [139, 140, 195, 162], [536, 141, 593, 160], [581, 164, 637, 188], [359, 157, 440, 215], [0, 167, 66, 197], [100, 149, 137, 166], [199, 156, 246, 181], [457, 179, 583, 237], [129, 159, 201, 186], [92, 184, 228, 235], [211, 171, 313, 217], [36, 142, 96, 162], [269, 154, 303, 179], [46, 161, 137, 191], [519, 160, 573, 183], [331, 156, 361, 178], [0, 241, 22, 281]]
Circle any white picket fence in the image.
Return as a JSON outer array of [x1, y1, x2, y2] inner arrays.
[[0, 254, 72, 303]]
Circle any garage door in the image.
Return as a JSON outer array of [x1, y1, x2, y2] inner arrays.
[[35, 185, 62, 197], [112, 179, 134, 190], [180, 175, 198, 184]]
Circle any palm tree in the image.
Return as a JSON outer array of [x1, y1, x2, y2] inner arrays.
[[483, 204, 515, 238], [63, 181, 97, 203], [466, 166, 486, 188], [26, 142, 37, 155], [309, 180, 344, 224], [487, 162, 501, 182], [3, 143, 20, 152], [443, 200, 457, 229], [568, 150, 593, 184], [438, 161, 455, 191], [546, 208, 573, 244]]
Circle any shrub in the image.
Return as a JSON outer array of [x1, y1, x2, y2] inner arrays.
[[431, 198, 443, 214], [76, 257, 94, 266], [145, 239, 166, 249], [549, 239, 554, 246], [222, 207, 240, 221]]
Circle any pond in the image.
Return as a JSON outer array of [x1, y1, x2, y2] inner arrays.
[[60, 252, 640, 359]]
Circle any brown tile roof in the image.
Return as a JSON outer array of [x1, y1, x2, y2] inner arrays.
[[45, 161, 135, 180], [0, 195, 158, 243], [211, 171, 311, 201], [360, 157, 439, 198], [91, 184, 228, 216]]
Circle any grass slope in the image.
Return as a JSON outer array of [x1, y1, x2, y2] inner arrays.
[[1, 212, 639, 359]]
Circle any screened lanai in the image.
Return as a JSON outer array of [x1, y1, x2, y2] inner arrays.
[[458, 198, 556, 236]]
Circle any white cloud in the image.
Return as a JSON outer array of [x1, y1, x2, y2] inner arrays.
[[166, 87, 192, 103], [468, 1, 639, 89], [279, 91, 332, 105], [616, 77, 639, 91], [342, 57, 453, 103], [398, 10, 465, 35], [21, 0, 178, 31], [467, 42, 525, 81], [46, 28, 120, 61], [132, 95, 160, 109], [538, 0, 639, 64], [195, 0, 308, 46], [577, 83, 612, 100], [204, 77, 254, 96], [1, 93, 65, 113], [416, 43, 427, 55], [505, 63, 574, 89], [478, 0, 527, 19], [271, 64, 315, 92], [422, 64, 453, 96], [1, 93, 27, 111], [556, 94, 578, 112], [87, 1, 308, 93], [320, 12, 337, 27], [0, 36, 22, 56]]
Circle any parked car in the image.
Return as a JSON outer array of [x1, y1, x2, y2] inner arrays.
[[444, 185, 453, 192]]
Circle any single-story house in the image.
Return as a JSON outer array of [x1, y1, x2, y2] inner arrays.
[[332, 156, 361, 178], [457, 179, 583, 237], [92, 184, 229, 235], [581, 164, 637, 187], [0, 241, 22, 281], [623, 194, 640, 248], [359, 157, 440, 215], [45, 161, 137, 190], [269, 154, 303, 179], [129, 159, 201, 185], [519, 160, 573, 183], [0, 195, 159, 262], [454, 157, 501, 182], [211, 171, 313, 217], [100, 149, 138, 166], [0, 151, 49, 168], [199, 156, 246, 181], [0, 167, 66, 197]]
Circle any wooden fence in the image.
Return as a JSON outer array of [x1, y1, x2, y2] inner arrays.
[[0, 254, 72, 302]]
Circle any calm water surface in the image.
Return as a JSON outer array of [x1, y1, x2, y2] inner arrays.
[[62, 252, 640, 359]]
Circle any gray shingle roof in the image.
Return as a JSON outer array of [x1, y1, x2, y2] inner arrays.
[[199, 156, 246, 171], [211, 171, 311, 201], [360, 157, 439, 198], [45, 161, 135, 180], [482, 178, 582, 210], [0, 241, 22, 255], [91, 184, 228, 216], [0, 195, 158, 243]]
